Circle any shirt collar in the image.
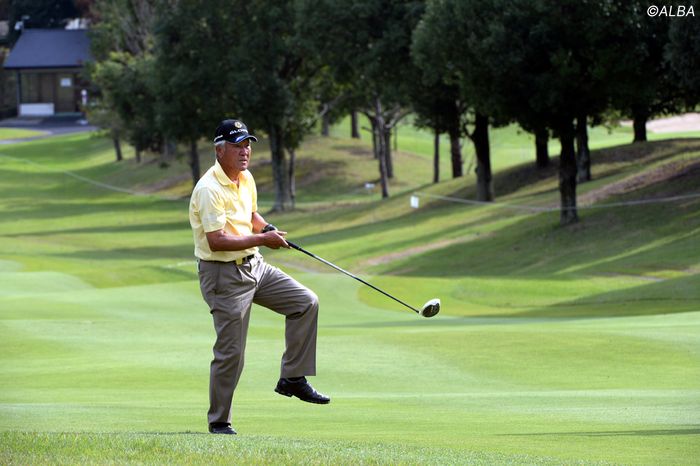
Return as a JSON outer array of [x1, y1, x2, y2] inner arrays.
[[213, 160, 240, 186]]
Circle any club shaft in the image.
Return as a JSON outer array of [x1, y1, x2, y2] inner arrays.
[[287, 241, 419, 314]]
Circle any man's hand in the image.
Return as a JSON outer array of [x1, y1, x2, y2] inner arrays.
[[261, 230, 289, 249]]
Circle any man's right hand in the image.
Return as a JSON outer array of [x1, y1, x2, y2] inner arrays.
[[262, 230, 289, 249]]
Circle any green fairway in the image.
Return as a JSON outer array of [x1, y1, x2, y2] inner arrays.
[[1, 131, 699, 464], [0, 127, 47, 141]]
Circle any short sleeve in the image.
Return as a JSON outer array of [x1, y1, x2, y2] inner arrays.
[[196, 187, 226, 232]]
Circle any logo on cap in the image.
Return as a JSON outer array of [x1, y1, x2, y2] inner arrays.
[[234, 121, 243, 128]]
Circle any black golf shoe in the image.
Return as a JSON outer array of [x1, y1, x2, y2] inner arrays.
[[275, 377, 330, 404], [208, 423, 237, 435]]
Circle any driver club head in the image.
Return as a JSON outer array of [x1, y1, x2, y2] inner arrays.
[[419, 298, 441, 318]]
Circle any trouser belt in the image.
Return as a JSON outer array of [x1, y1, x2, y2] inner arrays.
[[199, 254, 257, 266], [234, 254, 257, 265]]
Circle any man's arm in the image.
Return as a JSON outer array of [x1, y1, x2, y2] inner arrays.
[[206, 228, 289, 252]]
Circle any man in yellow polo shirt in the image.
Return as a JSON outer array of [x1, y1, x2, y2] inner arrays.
[[189, 119, 330, 436]]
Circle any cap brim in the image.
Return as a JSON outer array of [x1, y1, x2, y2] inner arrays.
[[233, 134, 258, 143]]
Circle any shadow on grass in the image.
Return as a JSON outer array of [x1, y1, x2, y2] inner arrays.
[[501, 427, 700, 437], [378, 196, 700, 278], [497, 273, 700, 318]]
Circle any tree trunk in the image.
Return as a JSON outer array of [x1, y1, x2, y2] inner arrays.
[[371, 101, 389, 198], [535, 127, 549, 168], [160, 139, 175, 168], [113, 136, 123, 162], [576, 114, 591, 183], [269, 124, 291, 211], [189, 139, 200, 188], [383, 127, 394, 179], [321, 112, 330, 137], [351, 110, 360, 139], [558, 122, 579, 225], [448, 126, 463, 178], [135, 148, 142, 164], [377, 129, 389, 198], [433, 130, 440, 184], [633, 109, 648, 142], [472, 113, 493, 202], [371, 124, 379, 159], [288, 147, 296, 210]]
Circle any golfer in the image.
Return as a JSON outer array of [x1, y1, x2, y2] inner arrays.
[[189, 119, 330, 436]]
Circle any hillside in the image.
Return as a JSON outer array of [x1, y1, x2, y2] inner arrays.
[[1, 131, 698, 319]]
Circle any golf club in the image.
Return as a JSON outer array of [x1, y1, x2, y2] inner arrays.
[[286, 240, 440, 318]]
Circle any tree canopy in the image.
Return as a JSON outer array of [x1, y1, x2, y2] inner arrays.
[[86, 0, 698, 224]]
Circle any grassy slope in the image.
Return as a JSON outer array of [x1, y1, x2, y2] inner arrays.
[[0, 127, 699, 464]]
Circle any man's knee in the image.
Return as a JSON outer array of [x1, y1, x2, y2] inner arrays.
[[305, 289, 319, 312]]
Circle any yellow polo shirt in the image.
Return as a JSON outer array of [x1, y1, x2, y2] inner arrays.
[[189, 160, 258, 262]]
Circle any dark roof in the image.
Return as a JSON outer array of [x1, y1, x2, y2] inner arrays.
[[4, 29, 91, 70]]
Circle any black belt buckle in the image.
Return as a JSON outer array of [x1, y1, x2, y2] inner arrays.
[[235, 254, 255, 265]]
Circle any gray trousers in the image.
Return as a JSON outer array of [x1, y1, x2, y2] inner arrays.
[[198, 255, 319, 425]]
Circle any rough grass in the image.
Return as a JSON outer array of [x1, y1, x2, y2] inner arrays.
[[1, 129, 699, 464]]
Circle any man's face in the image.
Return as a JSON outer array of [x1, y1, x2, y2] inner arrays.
[[217, 139, 252, 174]]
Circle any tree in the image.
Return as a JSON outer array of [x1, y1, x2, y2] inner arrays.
[[410, 22, 467, 181], [411, 0, 499, 201], [300, 0, 425, 199], [153, 0, 239, 188], [84, 98, 126, 162], [434, 0, 641, 224], [223, 0, 324, 211], [607, 2, 688, 144], [8, 0, 79, 44], [89, 52, 162, 159], [315, 68, 346, 137], [89, 0, 161, 162], [667, 12, 700, 109], [409, 80, 464, 183]]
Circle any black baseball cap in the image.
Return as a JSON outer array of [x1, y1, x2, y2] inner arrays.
[[214, 119, 258, 144]]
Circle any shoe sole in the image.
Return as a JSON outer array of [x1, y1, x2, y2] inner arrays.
[[274, 387, 330, 404]]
